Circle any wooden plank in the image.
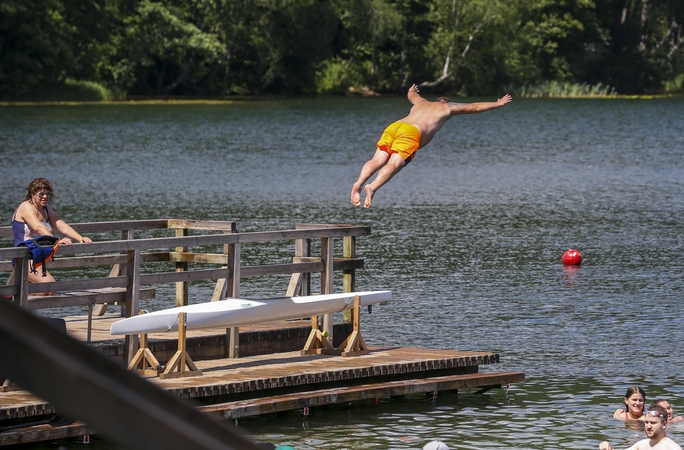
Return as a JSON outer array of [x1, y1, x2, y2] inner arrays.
[[26, 288, 156, 310], [169, 252, 228, 264], [136, 260, 361, 286], [0, 421, 91, 446], [167, 220, 237, 231], [0, 277, 130, 297], [0, 226, 371, 261], [0, 219, 170, 238], [0, 252, 170, 273], [200, 372, 526, 419], [0, 226, 372, 261]]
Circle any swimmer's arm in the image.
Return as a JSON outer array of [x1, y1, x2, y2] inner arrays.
[[599, 441, 614, 450], [448, 94, 512, 114], [601, 441, 643, 450], [407, 84, 427, 105]]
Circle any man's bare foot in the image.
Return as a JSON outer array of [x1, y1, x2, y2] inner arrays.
[[350, 183, 362, 207], [363, 185, 375, 209]]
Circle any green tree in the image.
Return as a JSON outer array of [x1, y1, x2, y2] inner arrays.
[[99, 0, 224, 94], [316, 0, 403, 93], [408, 0, 516, 95], [0, 0, 71, 97], [589, 0, 683, 93]]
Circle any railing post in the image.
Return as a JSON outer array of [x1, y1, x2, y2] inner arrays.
[[15, 257, 29, 309], [94, 229, 134, 317], [226, 242, 241, 358], [211, 223, 238, 301], [342, 236, 356, 322], [124, 249, 141, 363], [175, 228, 189, 307], [286, 237, 311, 297], [301, 238, 311, 296], [321, 237, 334, 339]]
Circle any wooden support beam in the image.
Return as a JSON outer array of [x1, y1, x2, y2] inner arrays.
[[335, 295, 369, 357], [320, 237, 334, 339], [128, 332, 161, 376], [127, 311, 161, 376], [343, 235, 356, 322], [124, 249, 141, 364], [159, 313, 202, 379], [93, 229, 134, 316], [300, 314, 337, 356], [226, 242, 241, 359], [211, 226, 237, 301], [175, 228, 189, 307], [199, 372, 526, 420]]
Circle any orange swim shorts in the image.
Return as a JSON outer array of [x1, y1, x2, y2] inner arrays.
[[376, 121, 422, 163]]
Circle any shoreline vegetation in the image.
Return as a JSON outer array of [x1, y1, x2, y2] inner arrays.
[[2, 1, 681, 102], [0, 81, 679, 107]]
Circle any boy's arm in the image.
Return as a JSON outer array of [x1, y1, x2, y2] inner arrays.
[[448, 94, 512, 114], [407, 84, 426, 105]]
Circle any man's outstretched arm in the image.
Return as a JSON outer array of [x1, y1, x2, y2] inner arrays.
[[448, 94, 512, 114], [407, 84, 427, 105]]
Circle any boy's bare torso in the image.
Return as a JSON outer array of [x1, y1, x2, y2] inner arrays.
[[398, 100, 454, 148]]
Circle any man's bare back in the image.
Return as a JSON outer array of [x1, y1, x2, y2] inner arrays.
[[400, 84, 512, 149], [350, 84, 512, 208]]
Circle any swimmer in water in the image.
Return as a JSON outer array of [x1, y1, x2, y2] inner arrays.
[[614, 386, 647, 421], [652, 399, 684, 423], [600, 404, 682, 450]]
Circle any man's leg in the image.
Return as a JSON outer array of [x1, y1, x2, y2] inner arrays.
[[351, 150, 390, 207], [363, 152, 406, 209]]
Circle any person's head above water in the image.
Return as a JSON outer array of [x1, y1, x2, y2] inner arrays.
[[624, 385, 646, 416], [652, 399, 684, 423]]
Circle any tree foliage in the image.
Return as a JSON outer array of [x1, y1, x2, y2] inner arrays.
[[1, 0, 682, 98]]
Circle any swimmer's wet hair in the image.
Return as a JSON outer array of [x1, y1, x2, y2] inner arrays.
[[646, 404, 668, 423], [437, 96, 450, 103]]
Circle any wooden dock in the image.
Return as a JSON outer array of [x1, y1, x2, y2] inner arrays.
[[0, 317, 524, 446], [1, 220, 524, 447]]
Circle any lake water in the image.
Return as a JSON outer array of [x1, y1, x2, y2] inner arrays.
[[1, 96, 684, 449]]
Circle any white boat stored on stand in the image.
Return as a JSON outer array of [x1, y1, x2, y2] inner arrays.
[[110, 290, 391, 335]]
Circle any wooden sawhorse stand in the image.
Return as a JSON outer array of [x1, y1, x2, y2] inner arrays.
[[127, 312, 201, 379], [128, 335, 161, 376], [128, 310, 161, 376], [300, 313, 337, 355], [159, 312, 202, 379], [300, 295, 369, 357]]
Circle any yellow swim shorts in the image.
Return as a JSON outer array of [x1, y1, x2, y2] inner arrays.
[[376, 121, 422, 163]]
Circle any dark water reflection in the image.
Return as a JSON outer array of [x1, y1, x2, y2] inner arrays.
[[1, 97, 683, 449]]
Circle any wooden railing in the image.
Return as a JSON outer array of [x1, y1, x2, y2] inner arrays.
[[0, 219, 369, 359]]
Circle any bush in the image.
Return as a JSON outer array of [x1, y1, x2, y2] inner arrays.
[[3, 79, 122, 102], [509, 81, 618, 98]]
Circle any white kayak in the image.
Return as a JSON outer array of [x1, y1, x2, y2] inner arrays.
[[110, 290, 391, 335]]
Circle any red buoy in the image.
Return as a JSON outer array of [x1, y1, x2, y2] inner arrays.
[[562, 249, 582, 265]]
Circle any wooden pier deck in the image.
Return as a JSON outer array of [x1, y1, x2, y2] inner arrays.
[[1, 220, 524, 447], [0, 316, 524, 447]]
